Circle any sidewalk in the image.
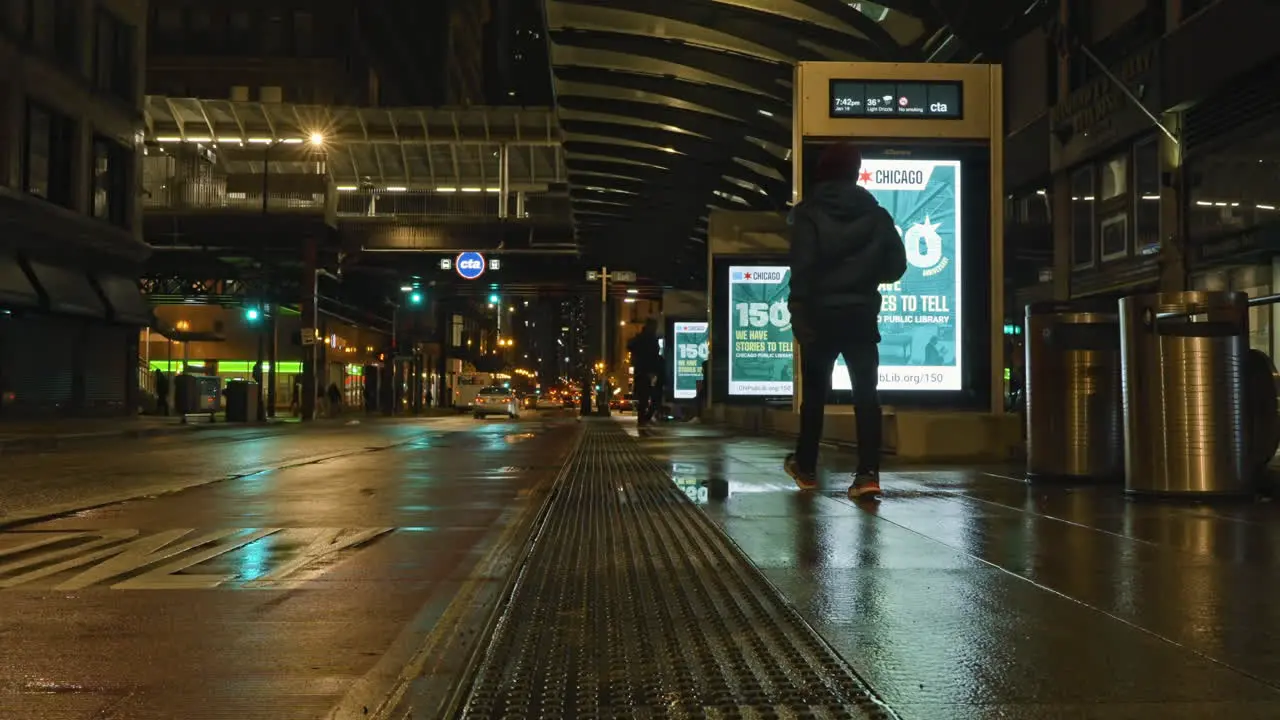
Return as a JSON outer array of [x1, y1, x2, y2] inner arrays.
[[628, 419, 1280, 718]]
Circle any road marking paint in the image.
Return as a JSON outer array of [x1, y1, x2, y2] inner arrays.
[[243, 527, 392, 589], [111, 529, 281, 590], [0, 530, 140, 587], [0, 527, 393, 590], [0, 531, 97, 560]]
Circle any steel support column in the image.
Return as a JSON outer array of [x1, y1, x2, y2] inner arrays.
[[268, 308, 278, 417], [499, 143, 510, 219], [301, 239, 318, 421]]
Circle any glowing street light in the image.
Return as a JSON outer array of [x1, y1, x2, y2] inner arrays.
[[309, 132, 325, 146]]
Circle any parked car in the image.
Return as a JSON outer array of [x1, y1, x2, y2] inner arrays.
[[472, 386, 520, 419], [612, 393, 635, 413]]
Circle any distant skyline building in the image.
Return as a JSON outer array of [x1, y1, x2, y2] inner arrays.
[[443, 0, 489, 106], [145, 1, 403, 106], [485, 0, 552, 105]]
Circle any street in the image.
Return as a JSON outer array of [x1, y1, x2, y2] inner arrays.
[[0, 411, 577, 719]]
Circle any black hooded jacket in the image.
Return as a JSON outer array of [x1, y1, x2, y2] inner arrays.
[[787, 181, 907, 312], [627, 327, 661, 374]]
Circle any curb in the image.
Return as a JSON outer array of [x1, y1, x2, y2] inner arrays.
[[0, 420, 253, 454], [0, 412, 457, 454]]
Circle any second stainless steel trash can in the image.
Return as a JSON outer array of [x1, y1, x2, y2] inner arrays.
[[1120, 291, 1251, 497], [1025, 299, 1124, 482]]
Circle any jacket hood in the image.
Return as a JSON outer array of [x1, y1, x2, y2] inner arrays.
[[789, 181, 881, 224]]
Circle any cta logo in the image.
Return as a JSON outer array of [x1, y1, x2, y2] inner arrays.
[[930, 102, 949, 113], [455, 251, 486, 280]]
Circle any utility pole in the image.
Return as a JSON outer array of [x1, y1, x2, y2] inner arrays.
[[586, 267, 636, 417]]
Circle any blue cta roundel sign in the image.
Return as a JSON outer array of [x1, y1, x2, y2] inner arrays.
[[455, 252, 486, 280]]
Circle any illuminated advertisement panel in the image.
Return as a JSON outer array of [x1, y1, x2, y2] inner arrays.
[[725, 158, 963, 395], [671, 322, 709, 399]]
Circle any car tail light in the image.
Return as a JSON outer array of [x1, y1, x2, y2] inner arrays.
[[476, 397, 485, 404]]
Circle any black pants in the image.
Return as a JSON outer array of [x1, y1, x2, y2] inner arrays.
[[794, 307, 882, 474], [635, 371, 658, 421]]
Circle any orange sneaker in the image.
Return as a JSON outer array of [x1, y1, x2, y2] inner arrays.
[[784, 454, 818, 491], [848, 472, 882, 501]]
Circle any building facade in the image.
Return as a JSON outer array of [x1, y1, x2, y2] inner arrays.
[[444, 0, 490, 106], [145, 1, 393, 106], [1003, 0, 1280, 359], [0, 0, 153, 417]]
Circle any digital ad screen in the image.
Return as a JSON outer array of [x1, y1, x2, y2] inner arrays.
[[671, 322, 709, 399], [829, 80, 962, 120], [726, 158, 964, 395]]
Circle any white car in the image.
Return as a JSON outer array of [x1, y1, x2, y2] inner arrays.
[[472, 386, 520, 419]]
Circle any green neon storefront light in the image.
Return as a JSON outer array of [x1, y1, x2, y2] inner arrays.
[[149, 361, 306, 374]]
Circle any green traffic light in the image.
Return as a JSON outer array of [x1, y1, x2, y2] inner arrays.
[[245, 307, 261, 322], [488, 294, 499, 304], [409, 292, 423, 304]]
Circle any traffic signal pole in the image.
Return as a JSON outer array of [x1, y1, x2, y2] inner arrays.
[[599, 266, 610, 417], [301, 239, 317, 422]]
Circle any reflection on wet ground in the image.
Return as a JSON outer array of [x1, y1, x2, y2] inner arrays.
[[0, 413, 577, 719], [632, 421, 1280, 718]]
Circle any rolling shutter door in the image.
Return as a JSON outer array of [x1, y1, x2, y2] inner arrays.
[[1183, 58, 1280, 159], [0, 314, 75, 411], [83, 324, 128, 412]]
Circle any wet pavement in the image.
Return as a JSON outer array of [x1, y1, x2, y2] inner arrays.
[[631, 420, 1280, 719], [13, 409, 1280, 718], [0, 411, 577, 719]]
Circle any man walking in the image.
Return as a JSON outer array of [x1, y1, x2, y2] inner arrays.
[[784, 142, 906, 501], [627, 318, 662, 425]]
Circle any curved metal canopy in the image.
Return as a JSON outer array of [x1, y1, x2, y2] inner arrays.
[[544, 0, 947, 286]]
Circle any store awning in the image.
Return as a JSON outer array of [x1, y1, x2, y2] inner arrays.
[[95, 273, 153, 326], [26, 261, 107, 318], [0, 254, 39, 309]]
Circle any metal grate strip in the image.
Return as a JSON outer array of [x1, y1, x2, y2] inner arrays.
[[457, 421, 896, 718]]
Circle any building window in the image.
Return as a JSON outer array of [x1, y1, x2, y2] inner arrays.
[[1186, 122, 1280, 242], [293, 11, 313, 56], [23, 103, 74, 208], [91, 136, 131, 228], [1070, 167, 1096, 268], [94, 10, 135, 103], [1133, 138, 1161, 255], [155, 6, 181, 33], [1097, 152, 1130, 262], [229, 10, 252, 53], [27, 0, 78, 68], [1099, 214, 1128, 261], [263, 14, 284, 55]]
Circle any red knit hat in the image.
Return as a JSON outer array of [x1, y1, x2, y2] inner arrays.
[[814, 142, 862, 183]]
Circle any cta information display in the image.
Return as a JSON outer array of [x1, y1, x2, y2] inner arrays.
[[726, 157, 963, 395], [672, 322, 709, 399]]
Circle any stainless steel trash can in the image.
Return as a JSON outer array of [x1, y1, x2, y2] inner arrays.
[[1025, 299, 1124, 482], [1119, 291, 1251, 497]]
